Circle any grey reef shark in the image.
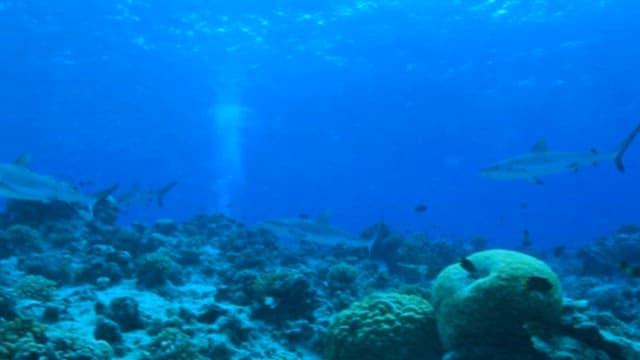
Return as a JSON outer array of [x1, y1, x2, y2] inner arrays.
[[257, 211, 375, 252], [0, 153, 117, 216], [115, 181, 178, 208], [480, 122, 640, 185]]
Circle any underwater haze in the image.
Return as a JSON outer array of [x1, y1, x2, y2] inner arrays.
[[2, 0, 640, 247], [4, 2, 640, 360]]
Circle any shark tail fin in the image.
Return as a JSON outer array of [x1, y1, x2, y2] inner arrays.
[[156, 181, 178, 207], [614, 122, 640, 172], [90, 184, 119, 215]]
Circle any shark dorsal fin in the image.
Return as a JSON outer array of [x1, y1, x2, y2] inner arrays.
[[13, 153, 32, 169], [315, 209, 331, 225], [531, 140, 548, 153]]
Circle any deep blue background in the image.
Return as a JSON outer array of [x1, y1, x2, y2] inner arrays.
[[1, 0, 639, 247]]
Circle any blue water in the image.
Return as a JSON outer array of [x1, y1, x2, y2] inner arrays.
[[1, 0, 639, 248]]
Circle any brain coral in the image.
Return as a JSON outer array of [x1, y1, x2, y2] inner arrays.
[[431, 249, 563, 352], [324, 292, 441, 360]]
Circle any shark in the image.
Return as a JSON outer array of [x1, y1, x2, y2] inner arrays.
[[256, 212, 375, 252], [0, 154, 117, 214], [479, 122, 640, 184], [115, 181, 178, 208]]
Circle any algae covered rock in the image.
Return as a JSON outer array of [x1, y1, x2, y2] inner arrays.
[[432, 249, 563, 352], [324, 292, 441, 360]]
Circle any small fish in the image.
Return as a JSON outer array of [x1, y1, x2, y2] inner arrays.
[[522, 229, 532, 247], [527, 276, 553, 292], [479, 122, 640, 184], [459, 257, 477, 273], [414, 204, 428, 213], [520, 202, 529, 209]]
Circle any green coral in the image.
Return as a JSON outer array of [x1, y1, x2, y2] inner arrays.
[[324, 292, 441, 360], [144, 328, 204, 360], [251, 271, 287, 297], [12, 337, 47, 359], [136, 250, 181, 288], [327, 263, 357, 291], [47, 334, 113, 360], [2, 224, 42, 252], [0, 316, 47, 358], [15, 275, 57, 302], [251, 270, 309, 301], [431, 249, 563, 352], [250, 270, 316, 324], [0, 318, 112, 359]]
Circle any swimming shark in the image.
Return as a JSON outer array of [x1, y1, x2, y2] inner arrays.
[[0, 154, 117, 214], [256, 212, 374, 252], [479, 122, 640, 184], [115, 181, 178, 208]]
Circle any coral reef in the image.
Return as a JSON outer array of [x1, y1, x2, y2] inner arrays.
[[250, 269, 318, 325], [15, 275, 57, 302], [578, 225, 640, 276], [1, 197, 639, 360], [326, 263, 358, 291], [324, 292, 441, 360], [529, 298, 640, 359], [18, 253, 73, 284], [0, 224, 43, 256], [0, 289, 16, 320], [0, 316, 47, 359], [432, 249, 563, 353], [135, 250, 183, 288], [143, 327, 204, 360]]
